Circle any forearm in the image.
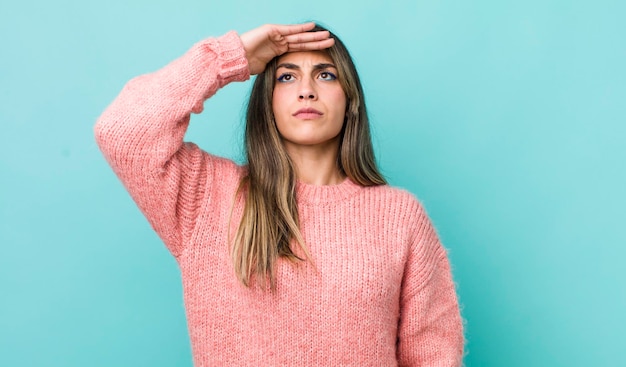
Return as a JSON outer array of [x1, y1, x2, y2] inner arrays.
[[94, 31, 249, 179], [398, 256, 464, 367]]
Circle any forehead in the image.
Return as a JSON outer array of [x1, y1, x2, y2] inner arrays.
[[276, 50, 334, 67]]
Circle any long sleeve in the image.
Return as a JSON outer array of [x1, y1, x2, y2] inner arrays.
[[94, 31, 249, 257], [397, 205, 465, 367]]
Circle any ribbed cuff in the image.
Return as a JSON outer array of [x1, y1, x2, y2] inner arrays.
[[215, 31, 250, 85]]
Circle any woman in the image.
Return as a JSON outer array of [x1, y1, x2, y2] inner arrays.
[[95, 22, 464, 366]]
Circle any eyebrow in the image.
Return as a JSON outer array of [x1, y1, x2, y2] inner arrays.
[[276, 62, 337, 71]]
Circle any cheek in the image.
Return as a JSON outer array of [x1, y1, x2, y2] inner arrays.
[[272, 89, 289, 116], [271, 90, 289, 135], [330, 90, 347, 117]]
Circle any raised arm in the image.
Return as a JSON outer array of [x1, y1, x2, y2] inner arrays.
[[94, 24, 334, 256], [94, 31, 248, 256]]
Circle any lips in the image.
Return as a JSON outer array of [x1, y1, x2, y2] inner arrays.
[[293, 107, 323, 119]]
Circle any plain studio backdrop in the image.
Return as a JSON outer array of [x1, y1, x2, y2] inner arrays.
[[1, 0, 624, 366]]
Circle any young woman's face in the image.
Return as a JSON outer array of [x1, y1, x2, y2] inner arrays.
[[272, 51, 347, 153]]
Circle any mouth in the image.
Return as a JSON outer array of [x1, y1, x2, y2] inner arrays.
[[293, 107, 323, 119]]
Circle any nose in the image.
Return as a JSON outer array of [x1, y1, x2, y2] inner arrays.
[[298, 78, 317, 101]]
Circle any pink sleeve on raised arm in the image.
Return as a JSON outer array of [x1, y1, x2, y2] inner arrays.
[[94, 31, 249, 256]]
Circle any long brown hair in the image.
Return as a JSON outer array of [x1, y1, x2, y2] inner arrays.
[[232, 25, 386, 289]]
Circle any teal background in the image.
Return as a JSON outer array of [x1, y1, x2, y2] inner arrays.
[[1, 0, 624, 366]]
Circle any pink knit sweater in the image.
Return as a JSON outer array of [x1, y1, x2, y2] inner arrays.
[[95, 31, 464, 367]]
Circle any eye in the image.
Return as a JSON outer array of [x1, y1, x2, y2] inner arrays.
[[277, 73, 294, 83], [319, 71, 337, 81]]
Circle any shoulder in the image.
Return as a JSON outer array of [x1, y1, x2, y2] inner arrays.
[[361, 183, 440, 242], [360, 184, 427, 216], [355, 183, 433, 232]]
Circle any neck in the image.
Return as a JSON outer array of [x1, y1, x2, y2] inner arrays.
[[284, 139, 344, 185]]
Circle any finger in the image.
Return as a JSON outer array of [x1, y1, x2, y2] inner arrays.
[[283, 30, 331, 44], [273, 22, 316, 36], [287, 38, 335, 52]]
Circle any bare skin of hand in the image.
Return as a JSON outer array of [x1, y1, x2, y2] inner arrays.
[[239, 22, 335, 75]]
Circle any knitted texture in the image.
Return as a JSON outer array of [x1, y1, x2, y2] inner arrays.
[[95, 31, 464, 367]]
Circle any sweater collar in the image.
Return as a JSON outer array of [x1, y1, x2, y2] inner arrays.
[[296, 177, 363, 206]]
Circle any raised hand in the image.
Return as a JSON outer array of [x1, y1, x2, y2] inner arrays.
[[239, 22, 335, 75]]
